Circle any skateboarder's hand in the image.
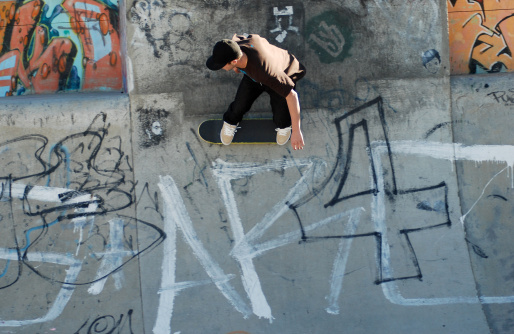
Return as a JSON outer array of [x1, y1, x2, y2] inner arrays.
[[291, 130, 304, 150]]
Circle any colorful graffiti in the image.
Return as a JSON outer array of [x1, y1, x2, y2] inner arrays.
[[448, 0, 514, 74], [0, 0, 122, 97]]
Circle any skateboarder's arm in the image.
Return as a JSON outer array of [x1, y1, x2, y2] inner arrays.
[[286, 89, 304, 150]]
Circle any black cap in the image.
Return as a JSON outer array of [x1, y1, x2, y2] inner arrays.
[[206, 39, 241, 71]]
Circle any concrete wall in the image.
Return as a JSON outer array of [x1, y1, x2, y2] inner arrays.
[[1, 0, 514, 333]]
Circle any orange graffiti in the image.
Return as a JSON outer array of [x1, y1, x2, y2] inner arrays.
[[0, 2, 16, 54], [9, 0, 41, 56], [448, 0, 514, 74], [62, 0, 122, 91], [28, 26, 77, 94]]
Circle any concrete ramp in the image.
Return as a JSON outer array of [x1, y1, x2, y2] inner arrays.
[[0, 0, 513, 333]]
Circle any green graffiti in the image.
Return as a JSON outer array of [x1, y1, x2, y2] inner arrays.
[[305, 12, 353, 64]]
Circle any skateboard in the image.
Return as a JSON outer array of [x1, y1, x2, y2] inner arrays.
[[198, 119, 277, 144]]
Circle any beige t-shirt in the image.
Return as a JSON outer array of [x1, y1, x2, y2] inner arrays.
[[236, 34, 306, 97]]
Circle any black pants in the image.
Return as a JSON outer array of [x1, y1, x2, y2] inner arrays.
[[223, 75, 293, 128]]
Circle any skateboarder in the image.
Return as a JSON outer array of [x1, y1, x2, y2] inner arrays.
[[206, 34, 306, 150]]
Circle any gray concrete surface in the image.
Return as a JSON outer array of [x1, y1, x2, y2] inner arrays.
[[1, 0, 514, 333]]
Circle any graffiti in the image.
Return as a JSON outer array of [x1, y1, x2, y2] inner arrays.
[[0, 114, 165, 326], [212, 158, 335, 321], [153, 164, 368, 328], [154, 175, 251, 334], [130, 2, 194, 64], [2, 98, 512, 333], [0, 0, 122, 96], [309, 21, 345, 58], [487, 89, 514, 106], [270, 6, 299, 43], [152, 158, 441, 324], [147, 86, 514, 331], [326, 97, 397, 206], [423, 120, 471, 139], [265, 2, 304, 58], [185, 141, 209, 188], [61, 0, 122, 90], [151, 138, 441, 323], [74, 309, 134, 334], [448, 0, 514, 74], [305, 11, 352, 63], [137, 107, 170, 148], [422, 49, 441, 74]]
